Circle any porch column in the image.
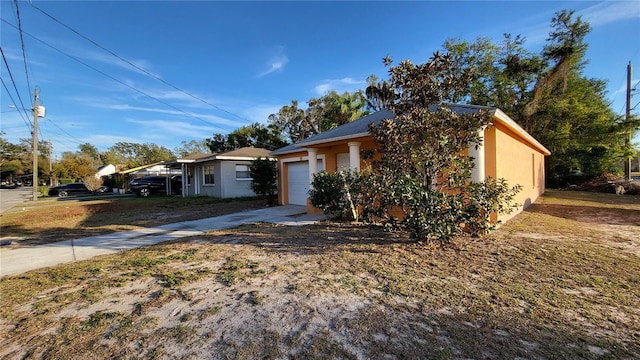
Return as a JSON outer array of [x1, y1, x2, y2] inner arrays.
[[348, 142, 361, 171], [306, 148, 318, 187], [181, 163, 187, 198], [469, 127, 486, 182]]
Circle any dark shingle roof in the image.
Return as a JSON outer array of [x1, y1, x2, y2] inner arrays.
[[271, 105, 498, 155], [270, 110, 394, 155], [270, 103, 550, 157]]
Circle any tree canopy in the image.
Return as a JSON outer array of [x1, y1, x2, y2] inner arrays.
[[206, 123, 288, 153], [268, 90, 370, 143], [0, 136, 51, 182], [102, 142, 174, 169], [441, 9, 636, 186]]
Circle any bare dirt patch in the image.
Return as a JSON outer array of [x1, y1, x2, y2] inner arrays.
[[1, 190, 639, 359]]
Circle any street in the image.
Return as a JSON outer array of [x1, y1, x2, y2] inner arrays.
[[0, 187, 34, 213]]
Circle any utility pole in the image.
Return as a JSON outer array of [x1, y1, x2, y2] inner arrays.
[[30, 87, 46, 200], [625, 62, 632, 180], [32, 87, 39, 201], [48, 140, 53, 186]]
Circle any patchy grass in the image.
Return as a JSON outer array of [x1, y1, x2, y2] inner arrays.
[[0, 196, 265, 247], [0, 190, 638, 358]]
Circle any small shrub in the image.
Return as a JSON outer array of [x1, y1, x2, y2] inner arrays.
[[309, 170, 362, 220], [82, 175, 104, 192]]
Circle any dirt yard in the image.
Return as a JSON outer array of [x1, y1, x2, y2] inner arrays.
[[1, 190, 638, 359]]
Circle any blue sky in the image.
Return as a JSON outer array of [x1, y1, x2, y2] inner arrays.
[[1, 1, 639, 159]]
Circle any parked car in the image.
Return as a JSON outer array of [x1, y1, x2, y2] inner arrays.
[[48, 183, 108, 197], [129, 176, 182, 197], [0, 181, 17, 189]]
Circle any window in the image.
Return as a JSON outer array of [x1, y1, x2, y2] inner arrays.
[[236, 165, 251, 180], [203, 165, 215, 185]]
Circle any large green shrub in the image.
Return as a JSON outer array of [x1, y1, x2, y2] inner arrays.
[[362, 52, 522, 243], [309, 170, 362, 220], [249, 158, 278, 205]]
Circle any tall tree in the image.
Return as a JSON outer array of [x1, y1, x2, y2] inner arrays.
[[267, 100, 308, 142], [269, 91, 369, 143], [103, 142, 174, 168], [523, 9, 591, 129], [52, 151, 95, 181], [206, 123, 288, 153], [174, 140, 210, 157], [365, 74, 396, 111], [0, 136, 28, 179], [78, 143, 102, 164], [442, 9, 633, 185]]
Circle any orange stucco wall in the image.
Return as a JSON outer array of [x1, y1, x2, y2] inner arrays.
[[277, 121, 547, 223], [489, 122, 546, 223], [276, 137, 376, 212]]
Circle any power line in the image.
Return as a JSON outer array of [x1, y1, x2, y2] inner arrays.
[[40, 117, 86, 146], [0, 78, 31, 131], [1, 18, 231, 134], [1, 47, 33, 128], [31, 3, 251, 124], [13, 0, 33, 106]]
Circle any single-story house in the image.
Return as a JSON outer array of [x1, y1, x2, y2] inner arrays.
[[166, 147, 274, 198], [271, 104, 551, 223], [95, 164, 117, 178]]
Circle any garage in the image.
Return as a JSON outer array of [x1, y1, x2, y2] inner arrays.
[[286, 160, 323, 205]]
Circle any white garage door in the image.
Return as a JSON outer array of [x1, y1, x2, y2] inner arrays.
[[287, 160, 324, 205]]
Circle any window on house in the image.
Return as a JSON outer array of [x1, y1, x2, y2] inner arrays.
[[236, 165, 251, 180], [203, 165, 215, 185]]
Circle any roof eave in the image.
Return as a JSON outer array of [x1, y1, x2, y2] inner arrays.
[[492, 109, 551, 156], [297, 132, 371, 147], [211, 155, 276, 161]]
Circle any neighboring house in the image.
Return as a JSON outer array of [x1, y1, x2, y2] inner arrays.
[[95, 164, 117, 178], [271, 104, 551, 223], [166, 147, 274, 198]]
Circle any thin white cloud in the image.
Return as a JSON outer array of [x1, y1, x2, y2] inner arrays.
[[314, 77, 367, 95], [64, 94, 241, 130], [579, 1, 640, 27], [241, 104, 283, 124], [81, 49, 160, 78], [258, 46, 289, 77], [499, 2, 640, 47], [127, 118, 220, 139], [612, 77, 640, 96], [83, 134, 143, 148]]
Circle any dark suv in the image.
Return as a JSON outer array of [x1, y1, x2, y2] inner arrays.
[[129, 176, 182, 197], [48, 183, 108, 197]]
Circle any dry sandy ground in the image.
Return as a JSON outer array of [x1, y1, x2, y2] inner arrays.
[[1, 191, 639, 359]]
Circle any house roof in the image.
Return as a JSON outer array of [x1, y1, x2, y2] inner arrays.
[[118, 162, 166, 174], [217, 147, 272, 159], [167, 147, 274, 166], [271, 104, 550, 156]]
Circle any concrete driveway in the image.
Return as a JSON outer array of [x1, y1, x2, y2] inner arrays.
[[0, 205, 325, 277]]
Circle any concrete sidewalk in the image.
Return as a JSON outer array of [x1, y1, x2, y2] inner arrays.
[[0, 205, 325, 277]]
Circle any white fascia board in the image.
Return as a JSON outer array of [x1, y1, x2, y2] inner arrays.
[[296, 132, 370, 147], [207, 156, 276, 161]]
